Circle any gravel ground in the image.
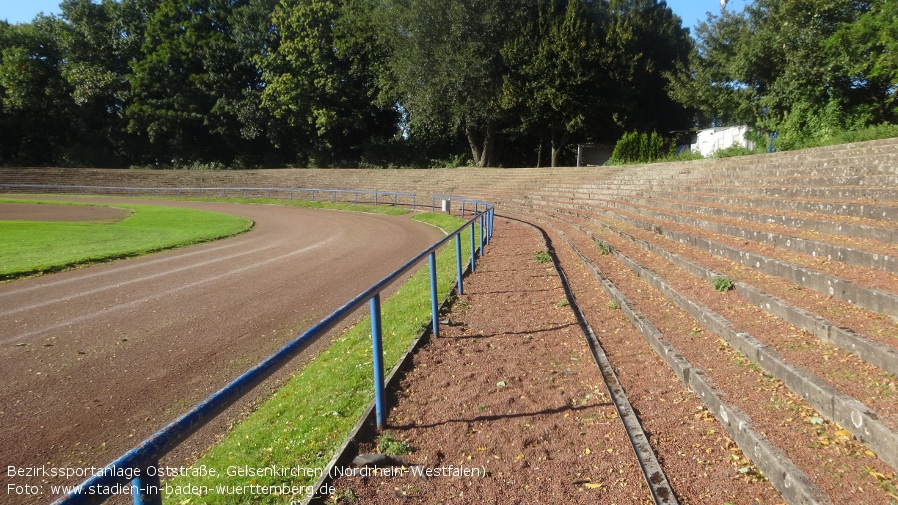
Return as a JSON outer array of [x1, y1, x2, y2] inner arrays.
[[330, 217, 783, 504]]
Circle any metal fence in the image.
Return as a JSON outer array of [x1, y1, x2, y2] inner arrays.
[[0, 184, 417, 209], [32, 190, 495, 504], [430, 194, 492, 217]]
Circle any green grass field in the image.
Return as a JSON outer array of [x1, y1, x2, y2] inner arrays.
[[162, 212, 477, 504], [0, 198, 253, 280]]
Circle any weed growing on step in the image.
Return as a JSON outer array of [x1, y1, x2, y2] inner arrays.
[[712, 275, 735, 292], [377, 433, 413, 455], [332, 487, 357, 504], [596, 240, 610, 255], [557, 299, 570, 308], [532, 250, 552, 264], [607, 300, 620, 310]]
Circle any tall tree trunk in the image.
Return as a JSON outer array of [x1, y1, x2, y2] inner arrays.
[[466, 122, 497, 167], [536, 140, 543, 168], [549, 128, 568, 168], [466, 125, 483, 166]]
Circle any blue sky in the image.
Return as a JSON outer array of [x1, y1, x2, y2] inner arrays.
[[667, 0, 751, 32], [1, 0, 61, 24], [1, 0, 750, 30]]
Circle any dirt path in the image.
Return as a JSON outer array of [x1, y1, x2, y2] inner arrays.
[[331, 216, 784, 504], [0, 198, 443, 502]]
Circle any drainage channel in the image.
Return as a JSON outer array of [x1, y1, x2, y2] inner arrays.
[[506, 215, 678, 505]]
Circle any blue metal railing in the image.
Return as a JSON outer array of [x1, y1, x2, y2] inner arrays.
[[48, 195, 495, 505], [431, 194, 490, 217], [0, 184, 417, 209]]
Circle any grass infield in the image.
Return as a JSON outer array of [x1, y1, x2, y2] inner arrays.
[[162, 212, 477, 504], [0, 198, 253, 280]]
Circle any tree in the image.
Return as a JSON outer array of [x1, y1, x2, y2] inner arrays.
[[0, 16, 73, 165], [57, 0, 134, 166], [261, 0, 397, 166], [667, 0, 894, 148], [501, 0, 609, 167], [603, 0, 692, 134], [377, 0, 527, 167], [126, 0, 276, 166], [827, 0, 898, 123]]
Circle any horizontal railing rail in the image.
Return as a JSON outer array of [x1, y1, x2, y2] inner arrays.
[[47, 194, 495, 505], [0, 184, 417, 209], [431, 194, 491, 217]]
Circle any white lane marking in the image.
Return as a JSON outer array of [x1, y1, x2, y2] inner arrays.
[[1, 235, 336, 345], [0, 234, 246, 299], [0, 243, 273, 318]]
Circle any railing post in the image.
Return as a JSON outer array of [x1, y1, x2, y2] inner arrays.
[[429, 252, 439, 339], [370, 294, 386, 430], [413, 194, 416, 210], [431, 197, 435, 212], [455, 234, 463, 295], [333, 190, 337, 203], [131, 465, 162, 505], [461, 201, 465, 217], [470, 221, 476, 272], [486, 208, 493, 244], [374, 191, 378, 206], [480, 214, 485, 253]]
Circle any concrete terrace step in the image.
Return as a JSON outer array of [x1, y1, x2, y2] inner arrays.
[[535, 192, 898, 244], [505, 204, 898, 503]]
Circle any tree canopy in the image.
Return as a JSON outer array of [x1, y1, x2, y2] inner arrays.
[[667, 0, 897, 149], [2, 0, 891, 167]]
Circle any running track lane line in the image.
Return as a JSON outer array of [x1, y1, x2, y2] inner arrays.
[[1, 236, 335, 345]]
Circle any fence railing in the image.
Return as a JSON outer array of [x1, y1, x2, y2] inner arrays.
[[0, 184, 417, 209], [40, 191, 494, 505], [431, 194, 490, 217]]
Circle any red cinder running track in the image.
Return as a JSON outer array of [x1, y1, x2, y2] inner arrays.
[[0, 198, 443, 501]]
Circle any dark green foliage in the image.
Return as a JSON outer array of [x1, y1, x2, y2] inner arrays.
[[712, 275, 735, 292], [609, 131, 665, 164], [376, 434, 413, 456], [261, 0, 398, 167], [501, 0, 608, 167], [0, 17, 72, 165], [533, 251, 553, 264], [3, 1, 896, 167], [667, 0, 898, 149]]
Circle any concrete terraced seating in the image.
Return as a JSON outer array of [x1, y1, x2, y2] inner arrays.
[[478, 138, 898, 503], [3, 137, 898, 503]]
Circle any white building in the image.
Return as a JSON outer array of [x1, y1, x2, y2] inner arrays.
[[692, 125, 755, 157]]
